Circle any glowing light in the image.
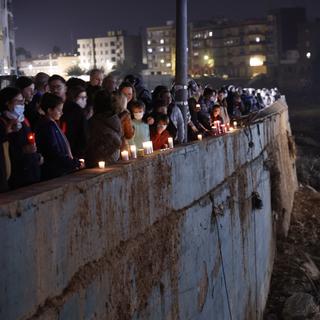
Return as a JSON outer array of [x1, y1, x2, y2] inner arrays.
[[209, 31, 213, 37], [148, 48, 153, 53], [160, 59, 165, 64], [160, 39, 164, 44], [147, 40, 151, 45], [249, 56, 265, 67], [204, 55, 209, 61], [306, 52, 311, 59], [166, 63, 171, 67], [256, 37, 261, 43]]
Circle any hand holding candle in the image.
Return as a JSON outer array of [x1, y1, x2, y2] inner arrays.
[[197, 134, 203, 141], [27, 132, 35, 145]]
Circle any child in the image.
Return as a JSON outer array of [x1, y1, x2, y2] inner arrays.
[[128, 100, 150, 149], [36, 93, 83, 180], [150, 114, 171, 151], [210, 105, 224, 125]]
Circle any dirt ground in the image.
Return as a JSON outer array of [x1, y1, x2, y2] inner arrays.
[[264, 187, 320, 319]]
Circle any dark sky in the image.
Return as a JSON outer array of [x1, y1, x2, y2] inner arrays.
[[12, 0, 319, 55]]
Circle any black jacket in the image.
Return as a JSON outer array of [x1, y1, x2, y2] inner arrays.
[[61, 101, 88, 158], [3, 118, 41, 189], [36, 117, 79, 180]]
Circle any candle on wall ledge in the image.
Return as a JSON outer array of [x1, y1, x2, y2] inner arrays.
[[168, 137, 174, 149], [98, 161, 105, 169], [143, 142, 153, 155], [130, 145, 137, 159], [121, 150, 129, 161], [221, 124, 226, 134], [212, 126, 217, 135], [197, 134, 203, 141], [233, 121, 238, 129], [226, 122, 230, 131]]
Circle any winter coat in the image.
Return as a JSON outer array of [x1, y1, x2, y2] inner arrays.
[[36, 117, 79, 180], [2, 117, 41, 189], [86, 113, 122, 167], [150, 128, 171, 151], [60, 101, 88, 158]]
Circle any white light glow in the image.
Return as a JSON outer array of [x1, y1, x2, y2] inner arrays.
[[249, 56, 265, 67], [256, 37, 261, 43], [306, 52, 311, 59]]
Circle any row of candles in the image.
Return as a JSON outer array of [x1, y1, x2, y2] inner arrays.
[[97, 121, 238, 168]]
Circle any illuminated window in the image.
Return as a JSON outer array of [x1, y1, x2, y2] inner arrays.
[[160, 59, 165, 64], [209, 31, 213, 37], [147, 40, 151, 45], [249, 55, 265, 67], [148, 48, 153, 53], [306, 52, 311, 59], [160, 39, 164, 44], [160, 47, 164, 52], [256, 37, 261, 43]]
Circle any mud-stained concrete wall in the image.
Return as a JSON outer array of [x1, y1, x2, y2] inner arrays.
[[0, 100, 297, 320]]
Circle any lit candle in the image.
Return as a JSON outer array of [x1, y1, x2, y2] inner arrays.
[[196, 103, 201, 110], [130, 145, 137, 159], [27, 132, 35, 145], [148, 141, 154, 153], [221, 124, 226, 133], [226, 122, 230, 131], [214, 120, 221, 133], [168, 137, 174, 149], [79, 159, 85, 166], [121, 150, 129, 161], [143, 142, 150, 155], [197, 134, 203, 141], [212, 126, 217, 135], [229, 127, 234, 133], [98, 161, 105, 169], [233, 121, 238, 129]]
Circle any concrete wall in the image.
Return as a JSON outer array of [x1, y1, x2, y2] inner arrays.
[[0, 100, 297, 320]]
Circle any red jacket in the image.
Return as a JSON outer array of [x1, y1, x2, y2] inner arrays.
[[151, 129, 171, 150]]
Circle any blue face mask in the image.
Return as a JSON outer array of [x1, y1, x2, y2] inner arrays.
[[14, 104, 25, 122]]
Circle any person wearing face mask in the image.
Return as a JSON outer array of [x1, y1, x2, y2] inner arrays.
[[150, 115, 171, 151], [60, 85, 88, 158], [128, 100, 150, 149], [198, 87, 217, 130], [0, 87, 41, 189]]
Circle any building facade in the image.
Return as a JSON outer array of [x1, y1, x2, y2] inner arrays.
[[77, 31, 142, 73], [190, 19, 271, 79], [18, 54, 79, 77], [0, 0, 16, 75], [144, 21, 175, 75]]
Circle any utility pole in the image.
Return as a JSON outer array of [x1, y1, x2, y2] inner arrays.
[[175, 0, 188, 143]]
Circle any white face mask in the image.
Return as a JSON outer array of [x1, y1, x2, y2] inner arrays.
[[14, 104, 25, 122], [133, 112, 144, 120], [76, 98, 87, 109]]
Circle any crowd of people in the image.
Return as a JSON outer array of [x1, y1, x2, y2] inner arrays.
[[0, 69, 281, 193]]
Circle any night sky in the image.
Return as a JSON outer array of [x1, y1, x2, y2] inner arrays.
[[12, 0, 320, 55]]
